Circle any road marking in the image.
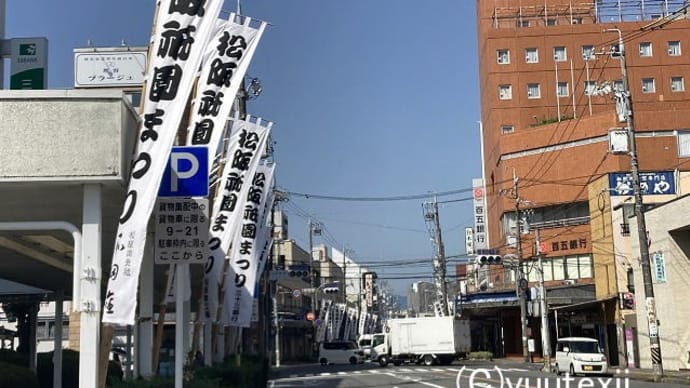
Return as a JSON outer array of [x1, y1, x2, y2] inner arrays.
[[432, 368, 444, 372], [354, 370, 362, 374], [337, 371, 346, 375], [503, 367, 528, 372], [319, 372, 331, 376], [415, 368, 427, 372], [383, 372, 445, 388], [399, 368, 412, 372]]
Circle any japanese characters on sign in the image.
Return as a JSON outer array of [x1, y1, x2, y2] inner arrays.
[[224, 163, 275, 327], [202, 117, 271, 322], [186, 13, 267, 168], [155, 198, 209, 264], [609, 171, 675, 196], [74, 50, 147, 87], [472, 178, 488, 250], [550, 237, 587, 253], [103, 0, 223, 326]]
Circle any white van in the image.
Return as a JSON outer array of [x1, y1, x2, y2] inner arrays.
[[318, 341, 364, 365], [555, 337, 608, 376], [357, 334, 373, 359]]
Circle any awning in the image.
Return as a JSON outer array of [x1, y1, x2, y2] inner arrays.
[[550, 295, 618, 311]]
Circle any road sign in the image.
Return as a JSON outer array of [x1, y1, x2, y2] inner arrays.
[[154, 198, 209, 264], [306, 312, 315, 321], [292, 289, 302, 298], [159, 146, 209, 197]]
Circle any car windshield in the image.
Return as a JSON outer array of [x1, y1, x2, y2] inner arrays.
[[568, 341, 600, 354], [359, 339, 372, 347]]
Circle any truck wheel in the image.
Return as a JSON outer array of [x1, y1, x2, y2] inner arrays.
[[319, 358, 327, 366], [422, 355, 434, 366], [378, 355, 389, 367], [349, 357, 357, 365]]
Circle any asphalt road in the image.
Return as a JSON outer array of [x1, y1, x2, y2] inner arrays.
[[268, 360, 690, 388]]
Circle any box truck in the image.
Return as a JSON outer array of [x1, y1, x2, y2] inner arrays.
[[370, 316, 470, 366]]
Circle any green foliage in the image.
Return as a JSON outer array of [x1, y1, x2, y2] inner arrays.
[[468, 351, 494, 360], [530, 115, 574, 127], [0, 360, 40, 388]]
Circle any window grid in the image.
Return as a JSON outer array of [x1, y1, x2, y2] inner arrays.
[[525, 48, 539, 63], [678, 131, 690, 157], [668, 41, 681, 56], [584, 80, 597, 96], [639, 42, 653, 57], [497, 49, 510, 64], [501, 125, 515, 134], [642, 78, 656, 93], [582, 45, 595, 60], [671, 76, 685, 92], [527, 83, 541, 99], [499, 84, 512, 100], [557, 82, 569, 97], [554, 46, 567, 62]]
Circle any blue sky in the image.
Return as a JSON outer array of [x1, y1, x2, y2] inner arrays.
[[4, 0, 481, 295]]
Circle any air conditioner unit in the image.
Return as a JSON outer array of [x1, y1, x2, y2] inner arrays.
[[562, 279, 577, 285], [669, 48, 675, 55], [642, 85, 648, 92], [527, 91, 533, 97], [672, 84, 678, 91]]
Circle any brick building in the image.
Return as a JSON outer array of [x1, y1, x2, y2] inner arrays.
[[471, 0, 690, 366]]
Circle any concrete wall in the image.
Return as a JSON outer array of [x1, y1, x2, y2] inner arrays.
[[631, 194, 690, 370], [0, 89, 137, 181]]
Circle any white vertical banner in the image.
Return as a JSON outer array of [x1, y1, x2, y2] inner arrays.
[[223, 163, 276, 327], [103, 0, 223, 326], [315, 299, 329, 342], [202, 117, 271, 322], [186, 13, 267, 167]]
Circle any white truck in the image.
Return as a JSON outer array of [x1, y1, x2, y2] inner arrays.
[[370, 316, 470, 367]]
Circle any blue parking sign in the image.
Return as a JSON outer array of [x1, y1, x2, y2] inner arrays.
[[159, 146, 209, 197]]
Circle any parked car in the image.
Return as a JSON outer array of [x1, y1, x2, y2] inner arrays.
[[318, 341, 364, 365], [555, 337, 608, 376]]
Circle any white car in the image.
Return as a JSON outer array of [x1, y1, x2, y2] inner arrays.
[[318, 341, 364, 365], [357, 334, 373, 359], [555, 337, 608, 376]]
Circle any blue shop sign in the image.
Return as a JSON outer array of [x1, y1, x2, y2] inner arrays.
[[609, 171, 675, 196]]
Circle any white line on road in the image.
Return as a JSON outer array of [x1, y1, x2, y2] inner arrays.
[[383, 372, 446, 388], [337, 371, 346, 375], [399, 368, 412, 372], [432, 368, 444, 372], [415, 368, 427, 373], [319, 372, 331, 376]]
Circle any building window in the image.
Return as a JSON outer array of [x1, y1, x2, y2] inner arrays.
[[557, 82, 569, 97], [584, 80, 597, 96], [639, 42, 653, 57], [501, 125, 515, 134], [572, 17, 583, 24], [554, 46, 567, 62], [527, 83, 541, 98], [497, 49, 510, 64], [652, 251, 667, 283], [678, 131, 690, 157], [668, 41, 681, 56], [525, 48, 539, 63], [613, 79, 624, 92], [546, 18, 557, 26], [582, 45, 595, 60], [499, 84, 512, 100], [671, 76, 685, 92], [642, 78, 656, 93], [517, 19, 530, 28]]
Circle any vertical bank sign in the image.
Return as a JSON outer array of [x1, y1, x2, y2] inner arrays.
[[10, 38, 48, 89], [472, 178, 488, 251], [103, 0, 223, 326]]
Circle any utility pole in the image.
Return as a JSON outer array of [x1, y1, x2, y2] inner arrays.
[[535, 228, 551, 372], [342, 246, 347, 305], [607, 28, 663, 378], [512, 172, 530, 363], [308, 218, 315, 315], [423, 197, 449, 316]]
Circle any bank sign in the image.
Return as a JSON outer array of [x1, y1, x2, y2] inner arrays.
[[609, 171, 675, 196], [10, 38, 48, 89]]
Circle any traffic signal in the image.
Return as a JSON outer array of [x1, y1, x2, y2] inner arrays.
[[289, 269, 309, 278], [323, 286, 339, 294], [476, 254, 502, 266]]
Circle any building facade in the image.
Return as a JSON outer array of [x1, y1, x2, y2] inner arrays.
[[475, 0, 690, 366]]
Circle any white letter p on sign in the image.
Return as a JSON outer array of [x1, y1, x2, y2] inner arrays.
[[170, 152, 199, 192]]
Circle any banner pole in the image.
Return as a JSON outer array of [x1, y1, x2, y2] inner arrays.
[[175, 264, 186, 388]]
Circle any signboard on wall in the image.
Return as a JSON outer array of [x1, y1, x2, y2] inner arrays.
[[74, 48, 147, 88], [609, 171, 675, 196], [10, 38, 48, 89], [472, 178, 488, 250]]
